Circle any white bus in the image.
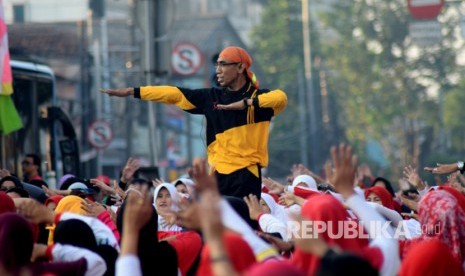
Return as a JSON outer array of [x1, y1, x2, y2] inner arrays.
[[0, 60, 79, 179]]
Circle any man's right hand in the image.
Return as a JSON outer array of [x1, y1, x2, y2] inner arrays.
[[424, 163, 460, 175], [100, 87, 134, 97]]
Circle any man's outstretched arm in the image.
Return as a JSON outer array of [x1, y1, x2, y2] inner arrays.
[[100, 87, 134, 97]]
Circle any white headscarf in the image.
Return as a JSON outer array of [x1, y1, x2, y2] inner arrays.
[[153, 183, 182, 212], [261, 193, 289, 223], [172, 178, 196, 196], [153, 183, 183, 232], [292, 175, 318, 191]]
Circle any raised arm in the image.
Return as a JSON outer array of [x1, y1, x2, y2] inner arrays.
[[424, 161, 464, 175]]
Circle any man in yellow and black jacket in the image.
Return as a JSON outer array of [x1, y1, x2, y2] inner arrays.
[[101, 46, 287, 199]]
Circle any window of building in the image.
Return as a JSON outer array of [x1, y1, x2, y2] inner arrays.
[[13, 5, 25, 23]]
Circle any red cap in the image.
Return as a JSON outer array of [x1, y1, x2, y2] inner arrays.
[[96, 175, 111, 186]]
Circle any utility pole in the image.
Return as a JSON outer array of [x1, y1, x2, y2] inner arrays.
[[301, 0, 318, 170], [125, 0, 137, 160], [143, 0, 159, 167], [297, 69, 309, 167]]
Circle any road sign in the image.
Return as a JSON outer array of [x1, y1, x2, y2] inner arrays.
[[171, 42, 204, 76], [87, 120, 113, 149], [409, 20, 442, 46], [407, 0, 444, 20]]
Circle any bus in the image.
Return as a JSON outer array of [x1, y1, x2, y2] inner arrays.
[[0, 60, 80, 182]]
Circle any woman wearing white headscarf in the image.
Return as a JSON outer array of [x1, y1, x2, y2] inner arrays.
[[289, 175, 318, 192], [258, 193, 289, 241], [260, 193, 289, 223], [153, 183, 183, 232], [283, 174, 319, 217], [172, 178, 196, 199]]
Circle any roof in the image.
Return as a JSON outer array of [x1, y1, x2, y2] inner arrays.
[[8, 23, 81, 61]]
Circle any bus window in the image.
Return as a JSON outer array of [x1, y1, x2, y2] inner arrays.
[[0, 60, 80, 181], [1, 60, 54, 177]]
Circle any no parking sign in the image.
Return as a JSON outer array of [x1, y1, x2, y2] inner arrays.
[[171, 42, 204, 76], [87, 120, 113, 149]]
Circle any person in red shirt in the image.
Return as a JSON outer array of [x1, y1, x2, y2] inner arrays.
[[21, 154, 43, 183]]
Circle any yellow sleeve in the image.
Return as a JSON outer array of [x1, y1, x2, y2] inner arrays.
[[257, 89, 287, 116], [140, 86, 196, 110]]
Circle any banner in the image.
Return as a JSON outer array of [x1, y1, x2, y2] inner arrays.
[[0, 0, 22, 134]]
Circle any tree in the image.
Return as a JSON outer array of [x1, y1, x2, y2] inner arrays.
[[315, 0, 462, 178], [251, 0, 314, 177]]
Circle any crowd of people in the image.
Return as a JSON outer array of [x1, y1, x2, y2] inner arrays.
[[1, 144, 464, 276], [2, 45, 465, 275]]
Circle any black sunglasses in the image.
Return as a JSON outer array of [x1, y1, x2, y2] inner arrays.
[[215, 61, 240, 68]]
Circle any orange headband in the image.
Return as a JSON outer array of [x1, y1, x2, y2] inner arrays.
[[219, 46, 259, 89]]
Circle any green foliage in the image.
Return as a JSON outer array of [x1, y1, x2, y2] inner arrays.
[[316, 0, 462, 177], [252, 0, 464, 179], [251, 0, 312, 176], [444, 82, 465, 152]]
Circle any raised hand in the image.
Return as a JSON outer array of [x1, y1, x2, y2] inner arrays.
[[121, 158, 140, 183], [42, 185, 70, 197], [188, 158, 218, 193], [42, 185, 58, 196], [90, 178, 115, 195], [160, 212, 177, 228], [80, 198, 106, 217], [403, 165, 426, 190], [152, 178, 165, 188], [199, 190, 224, 242], [16, 198, 55, 224], [120, 185, 153, 256], [123, 185, 153, 233], [292, 164, 326, 184], [279, 191, 296, 207], [243, 194, 263, 220], [262, 177, 285, 195], [0, 168, 11, 178], [447, 172, 465, 194], [113, 180, 126, 200], [174, 202, 201, 230], [359, 163, 372, 178], [400, 195, 419, 212], [100, 87, 134, 97], [329, 144, 357, 198]]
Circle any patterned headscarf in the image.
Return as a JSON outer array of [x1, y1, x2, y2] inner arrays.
[[402, 186, 465, 264], [219, 46, 259, 89], [416, 187, 465, 263]]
